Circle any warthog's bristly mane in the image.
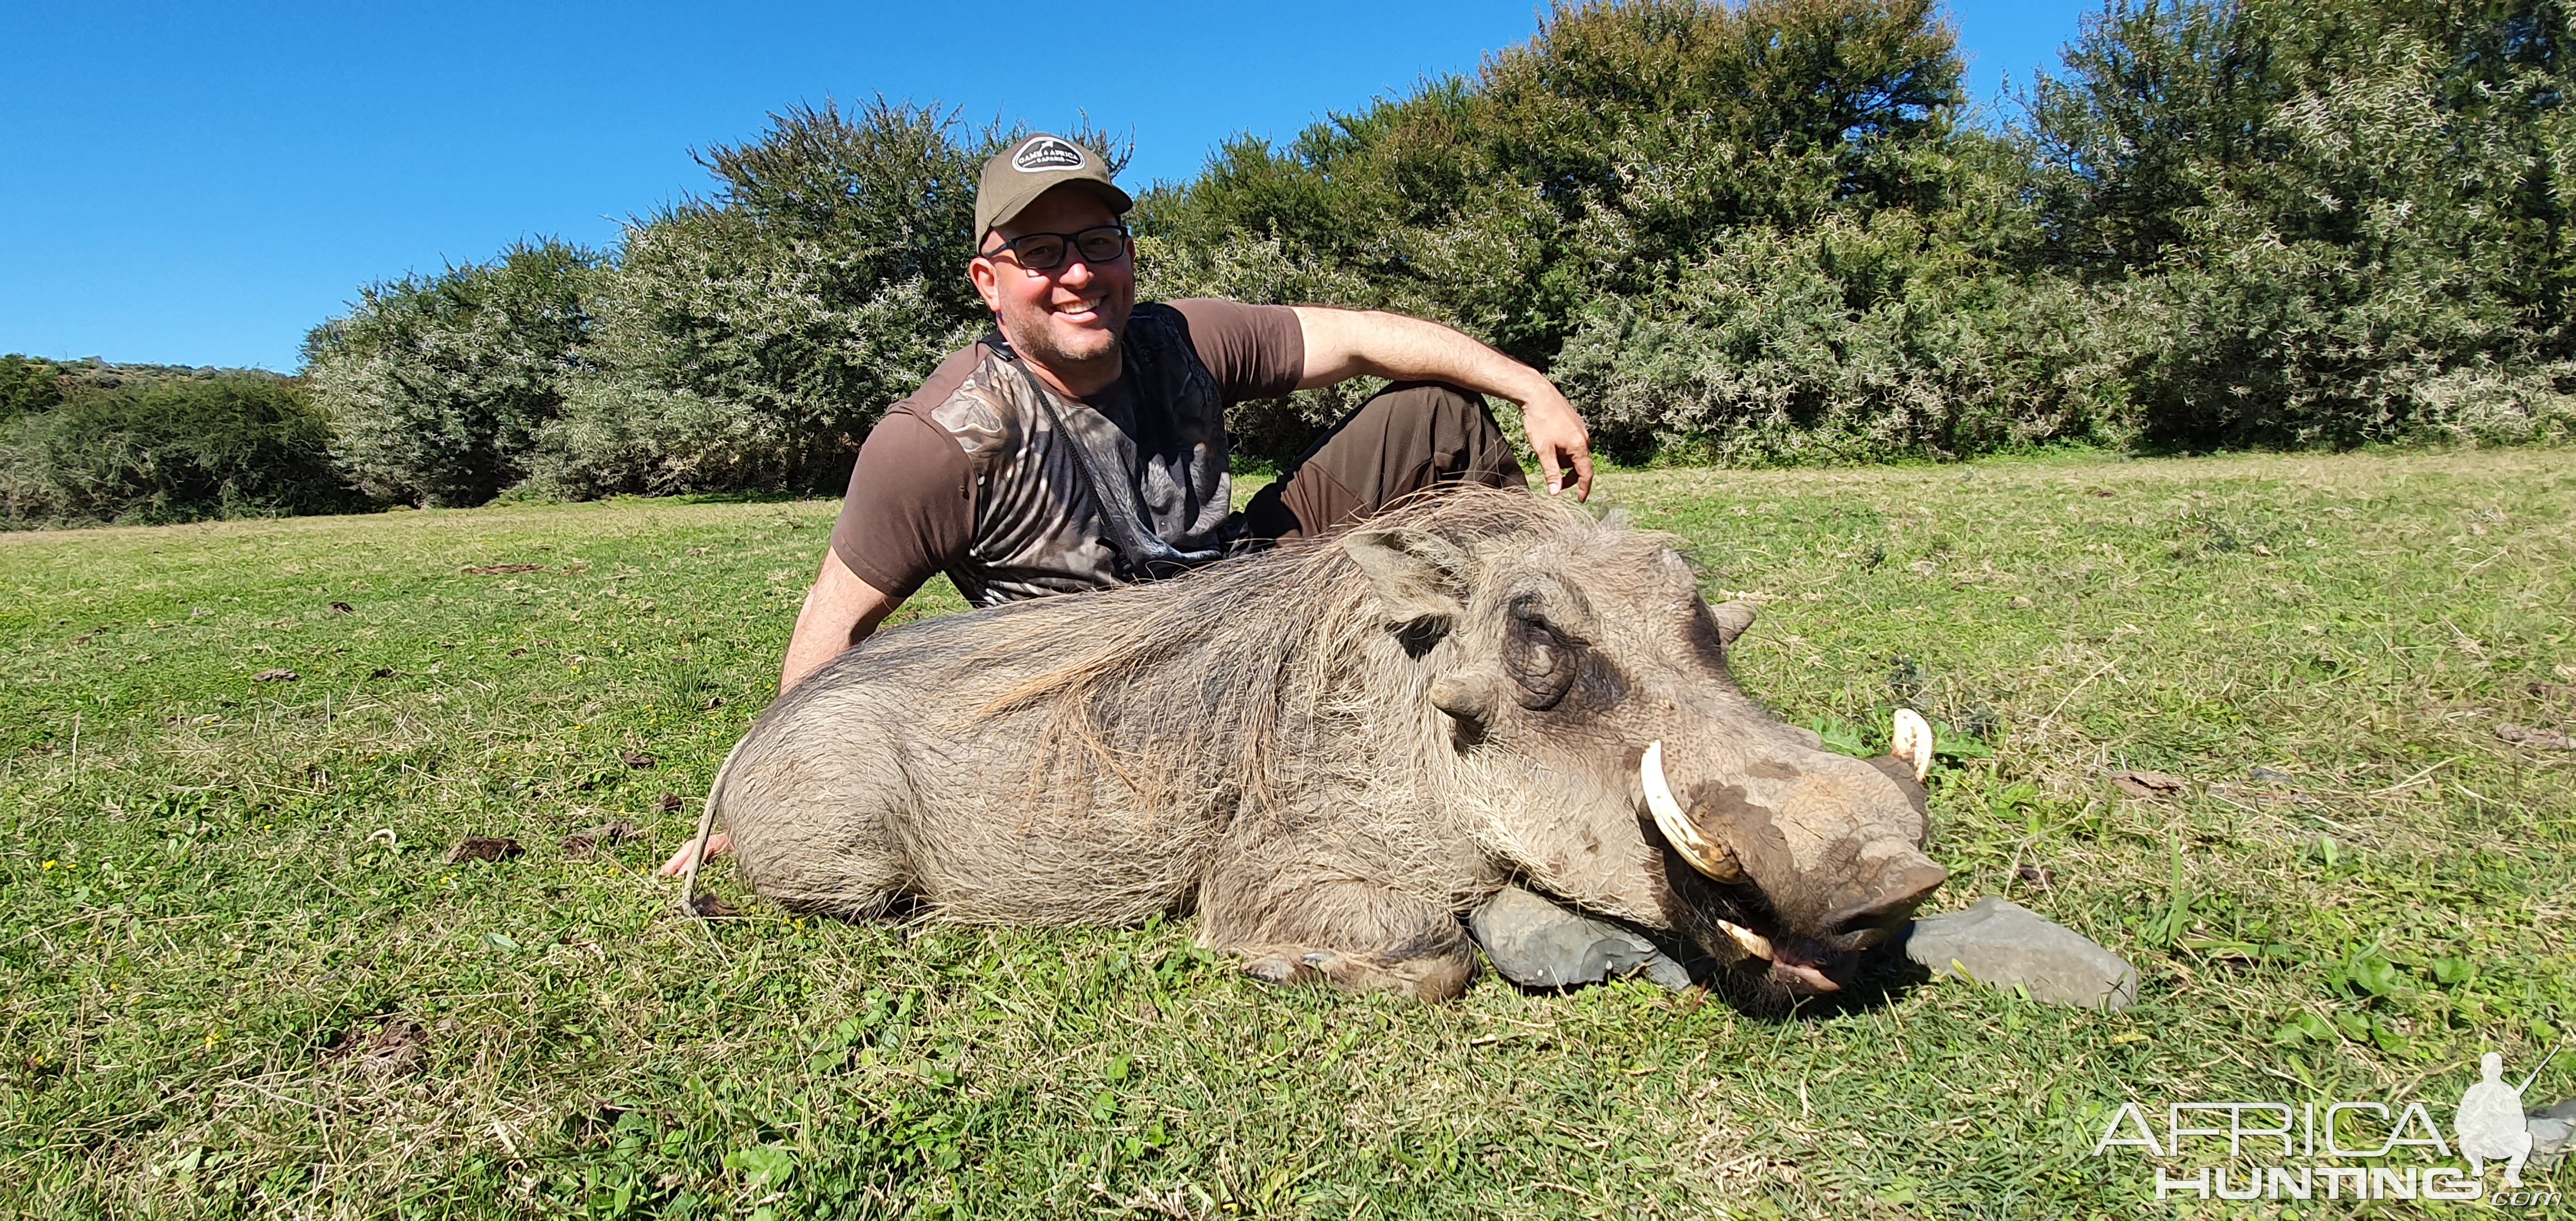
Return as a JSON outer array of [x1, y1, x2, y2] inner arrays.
[[952, 486, 1665, 816]]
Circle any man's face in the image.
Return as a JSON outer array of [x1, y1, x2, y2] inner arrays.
[[969, 187, 1135, 373]]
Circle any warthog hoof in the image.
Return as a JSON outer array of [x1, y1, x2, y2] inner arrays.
[[1236, 945, 1475, 1001], [1241, 955, 1320, 985]]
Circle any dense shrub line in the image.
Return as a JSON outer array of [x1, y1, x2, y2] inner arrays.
[[1, 363, 363, 526], [13, 0, 2572, 524]]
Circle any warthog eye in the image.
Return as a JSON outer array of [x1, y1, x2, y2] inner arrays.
[[1504, 616, 1574, 709]]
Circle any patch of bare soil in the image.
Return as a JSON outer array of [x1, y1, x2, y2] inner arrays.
[[319, 1016, 425, 1075], [445, 836, 524, 864]]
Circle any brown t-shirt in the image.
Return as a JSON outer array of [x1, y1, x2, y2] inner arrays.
[[829, 299, 1304, 607]]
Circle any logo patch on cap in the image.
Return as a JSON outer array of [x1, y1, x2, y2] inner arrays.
[[1011, 136, 1087, 173]]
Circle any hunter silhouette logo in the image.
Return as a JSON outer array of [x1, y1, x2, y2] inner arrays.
[[1011, 136, 1086, 173], [2458, 1048, 2549, 1188]]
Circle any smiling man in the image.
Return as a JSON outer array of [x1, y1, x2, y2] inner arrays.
[[661, 131, 1595, 876]]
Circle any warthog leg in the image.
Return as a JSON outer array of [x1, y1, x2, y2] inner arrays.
[[1206, 869, 1479, 1002], [1237, 935, 1478, 1004]]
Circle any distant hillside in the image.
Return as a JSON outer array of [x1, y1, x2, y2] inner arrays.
[[3, 354, 291, 422]]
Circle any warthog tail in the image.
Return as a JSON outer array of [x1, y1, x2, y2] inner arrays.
[[678, 735, 751, 918]]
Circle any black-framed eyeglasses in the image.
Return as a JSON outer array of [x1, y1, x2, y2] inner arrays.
[[979, 224, 1130, 272]]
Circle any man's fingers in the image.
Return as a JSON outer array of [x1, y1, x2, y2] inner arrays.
[[1571, 448, 1596, 501], [657, 830, 732, 877]]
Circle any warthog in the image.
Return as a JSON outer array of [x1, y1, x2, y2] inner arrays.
[[704, 488, 1945, 1004]]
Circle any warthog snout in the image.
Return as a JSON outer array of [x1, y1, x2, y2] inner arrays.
[[1642, 720, 1945, 996]]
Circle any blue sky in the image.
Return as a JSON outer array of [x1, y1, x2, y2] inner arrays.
[[0, 1, 2092, 372]]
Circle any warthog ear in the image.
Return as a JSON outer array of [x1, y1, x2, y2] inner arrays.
[[1344, 528, 1474, 624], [1707, 599, 1758, 647]]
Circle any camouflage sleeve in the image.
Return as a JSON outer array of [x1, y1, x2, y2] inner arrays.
[[1168, 298, 1306, 402], [828, 410, 975, 599]]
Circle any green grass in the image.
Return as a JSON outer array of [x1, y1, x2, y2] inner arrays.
[[3, 449, 2572, 1218]]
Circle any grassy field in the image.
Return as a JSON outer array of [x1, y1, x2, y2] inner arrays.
[[3, 448, 2572, 1219]]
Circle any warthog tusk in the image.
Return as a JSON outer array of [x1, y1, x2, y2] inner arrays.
[[1891, 708, 1933, 783], [1643, 740, 1742, 882], [1718, 918, 1839, 990], [1716, 919, 1775, 960]]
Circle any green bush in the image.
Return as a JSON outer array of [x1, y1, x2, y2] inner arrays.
[[1138, 0, 2105, 461], [0, 376, 361, 527], [2028, 0, 2576, 447], [1142, 0, 1971, 356], [1551, 216, 2138, 463], [303, 239, 602, 507], [0, 356, 67, 423]]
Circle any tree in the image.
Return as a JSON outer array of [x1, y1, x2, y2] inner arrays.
[[0, 355, 66, 423], [304, 239, 601, 505], [2028, 0, 2576, 446]]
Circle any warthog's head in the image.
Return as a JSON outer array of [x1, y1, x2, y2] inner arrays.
[[1343, 499, 1945, 1005]]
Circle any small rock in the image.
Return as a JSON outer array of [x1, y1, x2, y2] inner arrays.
[[446, 836, 524, 864], [1904, 897, 2139, 1010], [1470, 886, 1692, 991], [2015, 864, 2055, 887], [621, 751, 656, 769], [253, 669, 299, 683], [2007, 595, 2034, 610], [2247, 765, 2295, 783], [370, 667, 400, 679], [328, 601, 354, 614], [2526, 682, 2573, 701], [2528, 1097, 2574, 1157], [2497, 723, 2575, 750], [2113, 769, 2186, 798]]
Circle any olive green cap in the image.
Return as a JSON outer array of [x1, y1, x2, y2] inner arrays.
[[975, 134, 1131, 241]]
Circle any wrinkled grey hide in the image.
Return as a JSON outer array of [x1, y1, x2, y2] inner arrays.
[[714, 488, 1944, 1004]]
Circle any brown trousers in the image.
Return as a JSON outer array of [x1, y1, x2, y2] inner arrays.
[[1242, 382, 1530, 543]]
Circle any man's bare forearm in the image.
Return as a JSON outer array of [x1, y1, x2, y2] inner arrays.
[[1291, 307, 1536, 397], [779, 550, 902, 695], [1291, 306, 1595, 498]]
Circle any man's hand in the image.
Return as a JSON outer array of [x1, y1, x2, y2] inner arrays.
[[1293, 306, 1595, 501], [1518, 384, 1594, 500]]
